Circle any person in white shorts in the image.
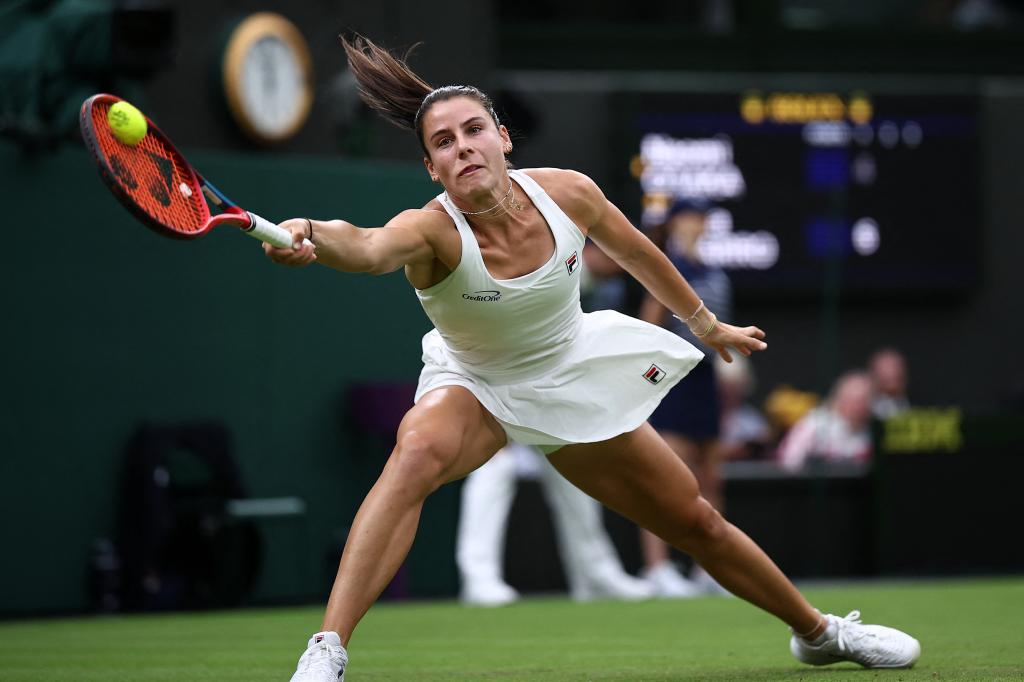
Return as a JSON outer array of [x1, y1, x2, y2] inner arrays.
[[457, 440, 653, 606], [266, 34, 921, 682]]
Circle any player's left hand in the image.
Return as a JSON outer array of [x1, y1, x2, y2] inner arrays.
[[703, 321, 767, 363]]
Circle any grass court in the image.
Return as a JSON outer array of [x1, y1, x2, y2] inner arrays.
[[2, 577, 1021, 681]]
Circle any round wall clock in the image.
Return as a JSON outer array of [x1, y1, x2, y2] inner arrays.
[[222, 12, 314, 144]]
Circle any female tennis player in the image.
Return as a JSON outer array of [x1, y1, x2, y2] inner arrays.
[[268, 35, 920, 681]]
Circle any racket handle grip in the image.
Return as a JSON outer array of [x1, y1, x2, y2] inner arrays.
[[245, 212, 312, 249]]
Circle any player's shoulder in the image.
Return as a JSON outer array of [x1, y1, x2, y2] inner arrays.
[[521, 167, 605, 228], [387, 202, 456, 235], [521, 167, 601, 197]]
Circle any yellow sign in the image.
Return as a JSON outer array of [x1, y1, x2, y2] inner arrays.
[[881, 409, 963, 453]]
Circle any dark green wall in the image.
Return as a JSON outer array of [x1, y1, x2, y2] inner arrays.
[[0, 143, 460, 614]]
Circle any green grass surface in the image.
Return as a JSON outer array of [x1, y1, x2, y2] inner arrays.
[[2, 578, 1022, 681]]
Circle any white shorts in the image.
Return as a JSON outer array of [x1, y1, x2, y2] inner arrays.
[[415, 310, 704, 453]]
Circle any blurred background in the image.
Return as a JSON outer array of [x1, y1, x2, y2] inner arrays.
[[2, 0, 1022, 617]]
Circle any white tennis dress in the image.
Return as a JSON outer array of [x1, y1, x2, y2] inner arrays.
[[415, 170, 703, 452]]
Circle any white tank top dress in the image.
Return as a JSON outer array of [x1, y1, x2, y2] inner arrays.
[[415, 170, 703, 453]]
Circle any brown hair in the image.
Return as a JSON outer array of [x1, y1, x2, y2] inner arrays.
[[340, 34, 502, 154]]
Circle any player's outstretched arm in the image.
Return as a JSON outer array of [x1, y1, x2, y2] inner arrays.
[[574, 171, 767, 362], [263, 209, 438, 274]]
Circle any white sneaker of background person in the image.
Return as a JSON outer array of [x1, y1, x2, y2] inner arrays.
[[690, 565, 732, 597], [289, 631, 348, 681], [570, 562, 654, 601], [461, 578, 520, 607], [640, 560, 702, 598], [791, 610, 921, 669]]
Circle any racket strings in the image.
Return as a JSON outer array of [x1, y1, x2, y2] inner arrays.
[[91, 103, 209, 235]]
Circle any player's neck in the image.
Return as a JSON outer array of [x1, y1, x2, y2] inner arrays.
[[448, 174, 525, 220]]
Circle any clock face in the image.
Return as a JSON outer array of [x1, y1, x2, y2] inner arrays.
[[223, 13, 313, 144], [240, 36, 306, 136]]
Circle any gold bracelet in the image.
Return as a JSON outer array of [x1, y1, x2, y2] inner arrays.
[[693, 313, 717, 338]]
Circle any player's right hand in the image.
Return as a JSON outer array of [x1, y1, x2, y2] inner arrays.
[[264, 218, 317, 267]]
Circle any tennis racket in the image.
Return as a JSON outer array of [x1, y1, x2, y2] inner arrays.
[[79, 93, 299, 248]]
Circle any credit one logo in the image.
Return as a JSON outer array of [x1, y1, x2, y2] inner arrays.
[[462, 290, 502, 302]]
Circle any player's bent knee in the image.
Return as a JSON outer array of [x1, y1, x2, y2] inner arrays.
[[677, 498, 729, 548], [389, 431, 458, 493]]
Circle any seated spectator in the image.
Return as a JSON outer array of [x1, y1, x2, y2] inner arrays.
[[762, 384, 820, 445], [776, 371, 875, 471], [869, 348, 910, 419], [715, 355, 772, 461]]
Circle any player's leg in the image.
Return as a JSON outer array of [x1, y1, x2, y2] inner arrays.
[[548, 422, 920, 668], [685, 437, 731, 594], [323, 386, 506, 642], [639, 430, 701, 597], [549, 422, 821, 632]]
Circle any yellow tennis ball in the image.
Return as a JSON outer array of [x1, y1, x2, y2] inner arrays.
[[107, 101, 148, 145]]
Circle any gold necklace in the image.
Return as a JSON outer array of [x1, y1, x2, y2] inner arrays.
[[508, 183, 526, 212], [448, 180, 514, 216]]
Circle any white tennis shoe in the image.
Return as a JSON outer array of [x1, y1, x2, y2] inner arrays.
[[790, 610, 921, 669], [289, 631, 348, 681]]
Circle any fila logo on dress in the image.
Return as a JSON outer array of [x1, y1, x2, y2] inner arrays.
[[565, 251, 579, 275], [643, 364, 665, 384]]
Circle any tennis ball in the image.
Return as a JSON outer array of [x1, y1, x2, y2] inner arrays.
[[107, 101, 148, 145]]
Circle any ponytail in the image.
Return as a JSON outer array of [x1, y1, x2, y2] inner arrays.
[[340, 34, 432, 131], [340, 33, 503, 153]]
